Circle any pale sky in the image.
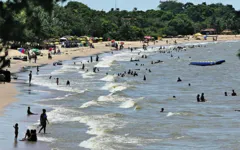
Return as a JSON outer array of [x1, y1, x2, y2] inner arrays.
[[70, 0, 240, 11]]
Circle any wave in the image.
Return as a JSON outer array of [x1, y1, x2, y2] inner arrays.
[[166, 111, 195, 117], [82, 72, 96, 79], [31, 77, 86, 93], [47, 107, 82, 124], [79, 134, 160, 150], [100, 75, 117, 82], [119, 100, 136, 108], [79, 113, 126, 136], [39, 94, 73, 102], [95, 56, 115, 68], [38, 136, 56, 143], [51, 65, 81, 75], [101, 82, 129, 93], [80, 100, 99, 108], [97, 94, 128, 102]]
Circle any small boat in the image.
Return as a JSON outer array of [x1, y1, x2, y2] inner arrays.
[[190, 60, 225, 66]]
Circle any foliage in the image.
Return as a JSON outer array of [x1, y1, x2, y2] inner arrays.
[[1, 1, 240, 69]]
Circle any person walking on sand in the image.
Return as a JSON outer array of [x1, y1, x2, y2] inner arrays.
[[29, 71, 32, 86], [39, 109, 49, 134], [13, 123, 19, 139]]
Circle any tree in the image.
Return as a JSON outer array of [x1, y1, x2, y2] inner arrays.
[[0, 0, 66, 69]]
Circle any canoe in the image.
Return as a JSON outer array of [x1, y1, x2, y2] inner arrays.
[[190, 60, 225, 66]]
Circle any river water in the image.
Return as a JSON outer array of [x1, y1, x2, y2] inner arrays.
[[1, 41, 240, 150]]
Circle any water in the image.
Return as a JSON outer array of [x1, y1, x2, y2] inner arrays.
[[1, 41, 240, 150]]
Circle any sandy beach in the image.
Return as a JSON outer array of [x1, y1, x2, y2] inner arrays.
[[0, 35, 240, 115]]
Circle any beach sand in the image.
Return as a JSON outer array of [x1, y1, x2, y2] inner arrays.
[[0, 82, 18, 116]]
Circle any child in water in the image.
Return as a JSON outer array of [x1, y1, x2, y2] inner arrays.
[[13, 123, 19, 139]]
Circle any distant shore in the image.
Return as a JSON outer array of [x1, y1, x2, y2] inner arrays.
[[0, 34, 240, 115]]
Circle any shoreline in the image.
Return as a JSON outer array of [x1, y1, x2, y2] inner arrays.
[[1, 35, 240, 116]]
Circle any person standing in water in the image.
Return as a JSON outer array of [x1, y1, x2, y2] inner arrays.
[[82, 64, 85, 70], [29, 71, 32, 86], [197, 94, 200, 102], [56, 78, 59, 85], [39, 109, 49, 134], [96, 55, 99, 62], [143, 75, 146, 81], [200, 93, 205, 102], [13, 123, 19, 139], [36, 66, 39, 74], [224, 92, 228, 96]]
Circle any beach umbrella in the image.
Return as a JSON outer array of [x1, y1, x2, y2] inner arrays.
[[144, 36, 152, 39], [120, 42, 124, 45], [194, 33, 202, 37], [31, 48, 39, 54], [99, 37, 103, 40], [18, 48, 25, 54], [111, 40, 115, 43]]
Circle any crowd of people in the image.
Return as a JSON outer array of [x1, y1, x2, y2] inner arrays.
[[19, 41, 238, 143], [14, 108, 49, 142]]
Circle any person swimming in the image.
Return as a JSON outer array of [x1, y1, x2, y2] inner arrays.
[[232, 90, 237, 96], [66, 80, 70, 86], [143, 75, 146, 81], [27, 107, 37, 115], [177, 77, 182, 82], [188, 83, 191, 86], [160, 108, 164, 112], [224, 92, 228, 96]]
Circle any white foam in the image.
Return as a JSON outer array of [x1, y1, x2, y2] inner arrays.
[[47, 107, 82, 124], [79, 134, 160, 150], [79, 113, 126, 136], [100, 75, 116, 82], [82, 72, 96, 78], [38, 137, 56, 143], [97, 94, 127, 102], [101, 82, 128, 93], [166, 112, 181, 117], [80, 100, 99, 108], [95, 56, 115, 68], [51, 65, 81, 75], [119, 100, 136, 108]]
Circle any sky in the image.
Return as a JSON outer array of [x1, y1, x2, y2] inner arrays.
[[70, 0, 240, 11]]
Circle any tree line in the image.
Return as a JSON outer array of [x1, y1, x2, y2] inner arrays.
[[1, 1, 240, 44]]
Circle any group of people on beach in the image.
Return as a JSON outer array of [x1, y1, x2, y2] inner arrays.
[[13, 108, 49, 142]]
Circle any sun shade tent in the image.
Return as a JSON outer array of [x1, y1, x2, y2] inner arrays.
[[194, 33, 202, 37], [144, 36, 152, 39], [18, 48, 25, 54], [31, 48, 40, 55]]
